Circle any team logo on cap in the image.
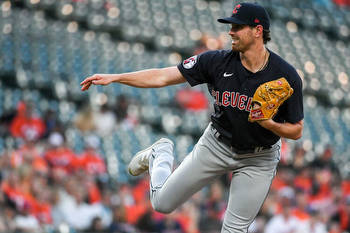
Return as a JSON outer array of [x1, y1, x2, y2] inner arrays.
[[183, 55, 197, 69], [232, 4, 241, 14]]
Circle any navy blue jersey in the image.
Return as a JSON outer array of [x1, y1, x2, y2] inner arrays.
[[177, 49, 304, 148]]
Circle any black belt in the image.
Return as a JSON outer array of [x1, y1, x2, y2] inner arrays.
[[211, 125, 272, 154]]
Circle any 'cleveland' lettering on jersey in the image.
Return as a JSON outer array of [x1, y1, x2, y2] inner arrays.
[[212, 90, 252, 112]]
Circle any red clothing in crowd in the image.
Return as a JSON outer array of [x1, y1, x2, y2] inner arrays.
[[10, 102, 46, 139], [33, 201, 52, 224], [86, 181, 102, 204], [271, 175, 288, 191], [126, 203, 148, 224], [10, 116, 46, 139], [175, 88, 208, 111], [10, 143, 49, 174], [337, 205, 350, 231], [333, 0, 350, 6], [2, 181, 52, 224], [342, 181, 350, 196], [294, 175, 313, 193], [291, 208, 310, 221], [44, 147, 77, 173], [77, 150, 106, 175]]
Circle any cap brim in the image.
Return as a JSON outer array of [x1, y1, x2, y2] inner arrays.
[[217, 17, 247, 25]]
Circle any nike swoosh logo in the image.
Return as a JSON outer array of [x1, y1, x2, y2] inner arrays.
[[223, 72, 233, 77]]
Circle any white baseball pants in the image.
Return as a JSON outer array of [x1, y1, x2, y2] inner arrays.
[[149, 123, 280, 233]]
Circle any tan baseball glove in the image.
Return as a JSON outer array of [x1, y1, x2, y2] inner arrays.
[[248, 77, 294, 122]]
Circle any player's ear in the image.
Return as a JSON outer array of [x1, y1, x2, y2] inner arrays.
[[254, 25, 263, 38]]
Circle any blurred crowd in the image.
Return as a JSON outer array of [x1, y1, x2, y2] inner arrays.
[[1, 99, 350, 233]]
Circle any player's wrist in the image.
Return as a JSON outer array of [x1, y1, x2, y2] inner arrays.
[[257, 119, 276, 130]]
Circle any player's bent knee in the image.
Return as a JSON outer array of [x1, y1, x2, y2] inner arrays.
[[221, 220, 250, 233], [153, 206, 174, 214], [151, 200, 176, 214]]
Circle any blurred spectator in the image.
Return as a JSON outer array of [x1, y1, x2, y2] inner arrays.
[[74, 105, 96, 133], [10, 101, 46, 140], [84, 216, 108, 233], [296, 210, 327, 233], [52, 177, 101, 231], [261, 190, 279, 218], [271, 166, 295, 191], [176, 202, 200, 233], [96, 189, 113, 228], [280, 138, 292, 164], [248, 216, 266, 233], [332, 196, 350, 231], [199, 181, 226, 232], [0, 109, 16, 137], [328, 221, 342, 233], [114, 95, 129, 122], [136, 207, 157, 232], [10, 137, 48, 175], [109, 205, 138, 233], [80, 173, 102, 204], [175, 87, 208, 112], [193, 33, 225, 55], [308, 168, 333, 212], [291, 146, 306, 169], [93, 104, 116, 137], [0, 204, 17, 233], [294, 167, 313, 193], [265, 190, 300, 233], [14, 202, 41, 233], [292, 190, 310, 221], [44, 132, 77, 175], [31, 178, 53, 225], [310, 146, 339, 174], [155, 211, 184, 233], [333, 0, 350, 6], [42, 109, 61, 138], [1, 170, 36, 213], [76, 135, 106, 176], [113, 95, 140, 129]]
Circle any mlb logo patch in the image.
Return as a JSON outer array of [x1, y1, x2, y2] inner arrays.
[[183, 55, 198, 69]]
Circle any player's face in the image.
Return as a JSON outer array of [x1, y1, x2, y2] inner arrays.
[[228, 24, 255, 52]]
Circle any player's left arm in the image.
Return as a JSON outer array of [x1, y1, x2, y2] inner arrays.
[[256, 70, 304, 140], [257, 119, 303, 140]]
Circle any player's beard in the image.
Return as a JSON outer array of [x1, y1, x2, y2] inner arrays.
[[231, 39, 241, 51], [231, 27, 257, 52], [231, 39, 247, 52], [231, 36, 254, 52]]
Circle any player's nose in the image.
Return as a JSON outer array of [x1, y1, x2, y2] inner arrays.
[[228, 32, 236, 40], [228, 28, 235, 36]]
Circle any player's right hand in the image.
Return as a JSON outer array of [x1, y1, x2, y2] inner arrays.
[[80, 74, 113, 91]]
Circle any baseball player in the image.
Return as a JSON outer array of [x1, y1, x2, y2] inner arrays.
[[80, 2, 304, 232]]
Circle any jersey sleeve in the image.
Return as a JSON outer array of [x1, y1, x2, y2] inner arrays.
[[281, 70, 304, 123], [177, 51, 217, 86]]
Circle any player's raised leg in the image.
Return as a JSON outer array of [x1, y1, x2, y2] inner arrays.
[[128, 124, 229, 214], [148, 125, 230, 214]]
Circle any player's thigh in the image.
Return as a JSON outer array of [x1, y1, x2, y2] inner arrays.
[[154, 137, 227, 212], [221, 155, 279, 233]]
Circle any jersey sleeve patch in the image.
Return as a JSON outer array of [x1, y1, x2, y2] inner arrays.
[[182, 55, 198, 69]]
